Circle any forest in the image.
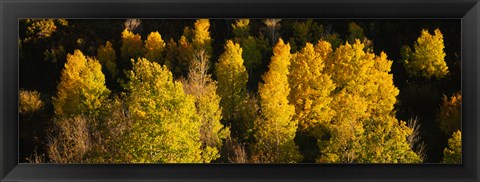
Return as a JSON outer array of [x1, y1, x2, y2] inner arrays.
[[19, 19, 461, 163]]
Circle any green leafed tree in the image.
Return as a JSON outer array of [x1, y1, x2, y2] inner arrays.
[[52, 50, 110, 118], [443, 130, 461, 164], [402, 28, 448, 79], [121, 58, 203, 163], [254, 39, 302, 163], [215, 40, 248, 121]]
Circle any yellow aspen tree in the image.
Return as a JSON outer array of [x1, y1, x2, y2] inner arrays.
[[183, 50, 230, 163], [254, 39, 302, 163], [215, 40, 248, 121], [318, 40, 420, 163], [443, 130, 461, 163], [121, 58, 203, 163], [402, 28, 448, 79], [52, 50, 110, 118], [192, 19, 213, 55], [360, 115, 421, 163], [144, 31, 166, 64], [120, 28, 143, 62], [97, 41, 117, 78], [288, 41, 336, 131]]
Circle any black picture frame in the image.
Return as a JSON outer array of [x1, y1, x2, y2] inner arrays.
[[1, 0, 479, 181]]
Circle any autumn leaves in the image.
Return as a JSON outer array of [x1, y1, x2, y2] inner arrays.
[[20, 19, 458, 163]]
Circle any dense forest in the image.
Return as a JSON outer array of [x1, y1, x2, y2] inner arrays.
[[19, 19, 461, 163]]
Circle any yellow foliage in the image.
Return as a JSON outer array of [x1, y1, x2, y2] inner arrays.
[[144, 31, 166, 63], [215, 40, 248, 121], [122, 58, 203, 163], [19, 90, 43, 114], [120, 28, 143, 61], [443, 130, 461, 163], [232, 19, 250, 41], [183, 50, 230, 162], [289, 41, 336, 131], [53, 50, 110, 117], [23, 19, 68, 42], [192, 19, 212, 53], [315, 40, 419, 163], [254, 39, 302, 163], [403, 29, 448, 79]]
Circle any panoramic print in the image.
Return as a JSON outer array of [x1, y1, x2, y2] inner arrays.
[[19, 19, 461, 163]]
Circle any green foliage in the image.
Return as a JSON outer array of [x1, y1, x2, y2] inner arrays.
[[254, 39, 302, 163], [97, 41, 118, 78], [438, 92, 462, 136], [53, 50, 110, 118], [144, 31, 166, 64], [442, 130, 461, 163], [215, 40, 248, 121], [121, 58, 203, 163], [402, 29, 448, 79], [19, 90, 43, 114], [120, 28, 143, 61]]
